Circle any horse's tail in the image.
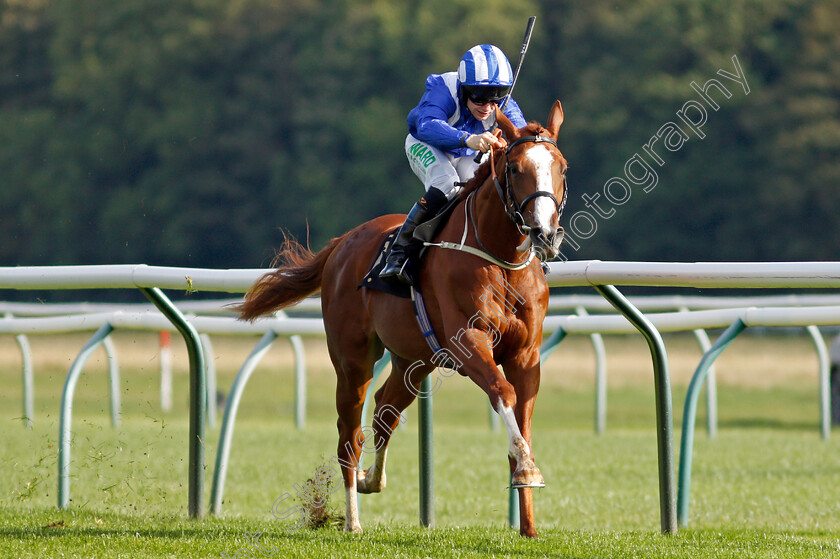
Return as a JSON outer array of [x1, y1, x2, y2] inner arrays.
[[236, 232, 344, 321]]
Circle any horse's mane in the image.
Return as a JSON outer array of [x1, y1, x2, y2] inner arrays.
[[456, 122, 550, 202]]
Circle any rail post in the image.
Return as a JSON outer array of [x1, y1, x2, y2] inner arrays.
[[419, 375, 434, 528], [576, 306, 608, 435], [691, 328, 717, 437], [140, 287, 206, 519], [200, 333, 218, 428], [18, 333, 34, 428], [160, 330, 173, 411], [5, 313, 34, 428], [805, 325, 830, 441], [103, 335, 121, 428], [291, 334, 307, 429], [593, 284, 677, 535]]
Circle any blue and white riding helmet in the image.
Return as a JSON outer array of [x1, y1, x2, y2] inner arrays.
[[458, 44, 514, 104]]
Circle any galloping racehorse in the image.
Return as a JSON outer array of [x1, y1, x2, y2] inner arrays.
[[237, 101, 567, 538]]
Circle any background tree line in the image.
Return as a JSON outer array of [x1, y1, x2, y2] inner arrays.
[[1, 0, 838, 272]]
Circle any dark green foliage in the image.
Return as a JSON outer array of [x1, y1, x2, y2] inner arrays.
[[0, 0, 837, 267]]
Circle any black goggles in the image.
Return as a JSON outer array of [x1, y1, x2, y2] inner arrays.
[[463, 85, 510, 106]]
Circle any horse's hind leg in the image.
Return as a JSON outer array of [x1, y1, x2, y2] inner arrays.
[[329, 338, 381, 533], [357, 355, 432, 495]]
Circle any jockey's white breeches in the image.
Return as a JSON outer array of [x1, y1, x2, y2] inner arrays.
[[405, 134, 481, 200]]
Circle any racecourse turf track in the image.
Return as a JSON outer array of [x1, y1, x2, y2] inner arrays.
[[1, 332, 839, 558]]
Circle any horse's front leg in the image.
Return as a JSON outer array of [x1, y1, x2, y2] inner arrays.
[[503, 350, 543, 538], [448, 324, 545, 491], [495, 386, 545, 491]]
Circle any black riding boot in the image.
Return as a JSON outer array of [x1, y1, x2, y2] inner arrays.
[[380, 188, 448, 284]]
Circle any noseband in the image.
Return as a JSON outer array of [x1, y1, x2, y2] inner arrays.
[[491, 135, 568, 231]]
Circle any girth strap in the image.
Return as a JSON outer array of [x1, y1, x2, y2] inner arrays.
[[410, 286, 458, 369]]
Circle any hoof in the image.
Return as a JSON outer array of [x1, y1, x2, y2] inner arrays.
[[343, 521, 363, 533], [519, 527, 540, 538], [356, 468, 385, 494], [511, 467, 545, 489]]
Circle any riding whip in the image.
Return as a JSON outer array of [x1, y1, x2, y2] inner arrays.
[[473, 16, 537, 163]]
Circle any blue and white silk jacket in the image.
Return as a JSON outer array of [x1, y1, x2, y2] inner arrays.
[[407, 72, 527, 158]]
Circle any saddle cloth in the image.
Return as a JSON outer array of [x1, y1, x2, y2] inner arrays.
[[359, 230, 412, 299], [359, 196, 461, 298]]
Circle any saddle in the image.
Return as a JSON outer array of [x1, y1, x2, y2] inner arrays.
[[359, 196, 461, 298]]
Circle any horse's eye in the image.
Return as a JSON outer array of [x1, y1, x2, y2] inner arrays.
[[510, 165, 520, 175]]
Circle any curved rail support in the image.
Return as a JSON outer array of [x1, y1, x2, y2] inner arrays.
[[58, 322, 114, 509], [140, 287, 206, 519], [539, 326, 567, 364], [805, 325, 830, 441], [593, 284, 677, 535], [361, 351, 392, 429], [210, 330, 278, 515], [679, 307, 717, 437], [538, 324, 568, 437], [102, 335, 121, 428], [200, 333, 218, 428], [677, 318, 747, 527]]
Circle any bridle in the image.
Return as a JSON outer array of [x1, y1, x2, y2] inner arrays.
[[491, 135, 568, 233], [458, 135, 568, 268], [425, 135, 568, 270]]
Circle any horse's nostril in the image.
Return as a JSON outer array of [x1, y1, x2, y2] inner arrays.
[[542, 228, 556, 247]]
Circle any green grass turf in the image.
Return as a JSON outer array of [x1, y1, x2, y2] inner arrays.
[[1, 332, 839, 557]]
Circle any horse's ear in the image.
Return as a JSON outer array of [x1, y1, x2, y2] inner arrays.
[[545, 100, 564, 139], [495, 107, 521, 141]]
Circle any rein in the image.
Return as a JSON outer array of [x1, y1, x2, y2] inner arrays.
[[423, 135, 567, 270], [423, 191, 536, 271]]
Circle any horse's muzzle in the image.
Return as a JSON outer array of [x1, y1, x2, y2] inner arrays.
[[531, 226, 564, 261]]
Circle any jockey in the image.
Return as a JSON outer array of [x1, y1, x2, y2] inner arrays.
[[379, 44, 528, 284]]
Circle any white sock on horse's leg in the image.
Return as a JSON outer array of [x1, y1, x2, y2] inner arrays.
[[496, 402, 545, 488], [344, 482, 362, 533], [495, 403, 531, 460]]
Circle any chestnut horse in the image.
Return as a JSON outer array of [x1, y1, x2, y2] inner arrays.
[[238, 101, 567, 537]]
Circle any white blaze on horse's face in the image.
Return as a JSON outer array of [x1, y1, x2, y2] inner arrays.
[[525, 144, 559, 235]]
